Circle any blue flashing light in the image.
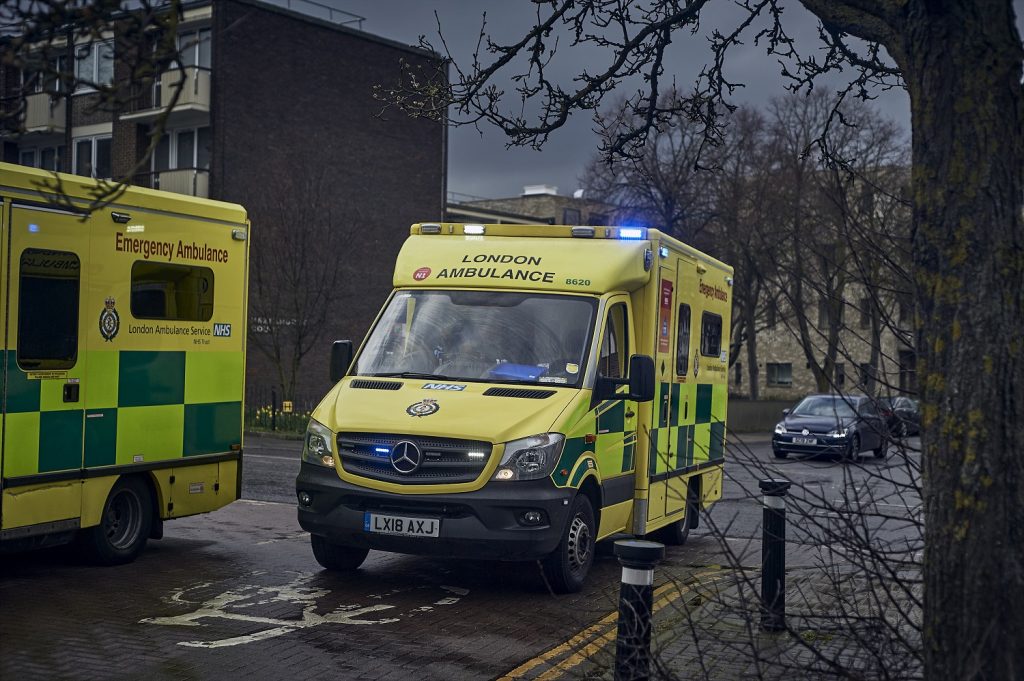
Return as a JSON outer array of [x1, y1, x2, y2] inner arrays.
[[619, 228, 645, 240], [659, 247, 669, 258], [28, 224, 40, 233], [374, 447, 390, 454]]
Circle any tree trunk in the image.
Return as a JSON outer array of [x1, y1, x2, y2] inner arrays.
[[903, 2, 1024, 678]]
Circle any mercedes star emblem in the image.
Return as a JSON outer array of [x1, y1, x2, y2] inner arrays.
[[390, 440, 422, 474]]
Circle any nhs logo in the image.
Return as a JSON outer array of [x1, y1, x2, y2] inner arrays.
[[213, 323, 232, 337], [423, 383, 466, 391]]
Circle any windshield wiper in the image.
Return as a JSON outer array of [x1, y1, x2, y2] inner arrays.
[[370, 372, 452, 380]]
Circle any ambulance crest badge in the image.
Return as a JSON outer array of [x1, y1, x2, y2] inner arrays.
[[406, 398, 440, 417], [99, 297, 120, 342]]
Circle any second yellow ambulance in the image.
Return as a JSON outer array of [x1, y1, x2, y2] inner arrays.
[[297, 223, 731, 592]]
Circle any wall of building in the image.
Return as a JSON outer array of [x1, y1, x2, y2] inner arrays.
[[211, 0, 446, 398]]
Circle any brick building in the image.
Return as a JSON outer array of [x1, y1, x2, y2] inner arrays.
[[1, 0, 447, 399], [446, 185, 618, 225]]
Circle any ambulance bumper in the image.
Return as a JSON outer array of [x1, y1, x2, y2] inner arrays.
[[296, 462, 573, 560]]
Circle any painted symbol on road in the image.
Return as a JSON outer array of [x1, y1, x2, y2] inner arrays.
[[140, 573, 399, 648]]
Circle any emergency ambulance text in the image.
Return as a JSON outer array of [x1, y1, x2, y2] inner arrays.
[[116, 233, 229, 263]]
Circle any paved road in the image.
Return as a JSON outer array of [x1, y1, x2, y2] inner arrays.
[[0, 432, 921, 680]]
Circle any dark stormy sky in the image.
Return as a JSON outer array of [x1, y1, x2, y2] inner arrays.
[[275, 0, 1021, 201]]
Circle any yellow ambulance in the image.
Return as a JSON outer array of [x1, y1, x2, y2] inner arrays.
[[0, 163, 248, 563], [297, 223, 732, 592]]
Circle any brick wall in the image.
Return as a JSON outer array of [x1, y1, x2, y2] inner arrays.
[[211, 0, 446, 397]]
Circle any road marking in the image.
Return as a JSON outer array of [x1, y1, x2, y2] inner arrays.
[[497, 569, 726, 680], [141, 574, 400, 647]]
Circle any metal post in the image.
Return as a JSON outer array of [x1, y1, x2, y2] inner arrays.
[[614, 539, 665, 681], [760, 478, 792, 631], [271, 387, 277, 432]]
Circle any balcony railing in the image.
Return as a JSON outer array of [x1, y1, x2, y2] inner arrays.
[[156, 66, 211, 110], [22, 92, 66, 133], [136, 168, 209, 197]]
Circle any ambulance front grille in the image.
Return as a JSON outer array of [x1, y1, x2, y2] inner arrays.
[[336, 433, 493, 485]]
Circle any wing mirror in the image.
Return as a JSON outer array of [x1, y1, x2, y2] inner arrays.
[[330, 340, 353, 383], [594, 354, 655, 403], [782, 408, 791, 416]]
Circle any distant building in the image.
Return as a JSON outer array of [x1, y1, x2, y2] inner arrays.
[[1, 0, 447, 398], [446, 185, 618, 225]]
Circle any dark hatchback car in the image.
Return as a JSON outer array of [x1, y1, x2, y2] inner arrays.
[[879, 396, 920, 437], [772, 394, 888, 460]]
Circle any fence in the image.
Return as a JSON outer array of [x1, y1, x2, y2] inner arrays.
[[244, 385, 320, 434]]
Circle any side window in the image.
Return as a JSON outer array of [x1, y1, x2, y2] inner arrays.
[[18, 249, 80, 370], [700, 311, 722, 357], [676, 303, 691, 375], [131, 261, 214, 321], [598, 303, 629, 379]]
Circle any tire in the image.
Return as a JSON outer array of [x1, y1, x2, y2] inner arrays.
[[873, 435, 888, 459], [542, 494, 596, 594], [773, 448, 788, 459], [845, 434, 861, 462], [662, 485, 698, 546], [898, 421, 908, 439], [311, 534, 370, 571], [80, 477, 153, 565]]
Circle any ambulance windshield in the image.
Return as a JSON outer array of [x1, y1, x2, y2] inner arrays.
[[355, 290, 597, 386]]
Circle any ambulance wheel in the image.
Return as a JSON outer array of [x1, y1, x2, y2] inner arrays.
[[662, 487, 698, 546], [81, 477, 153, 565], [542, 494, 595, 594], [311, 535, 369, 571]]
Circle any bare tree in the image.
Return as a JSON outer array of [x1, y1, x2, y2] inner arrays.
[[380, 2, 1023, 678], [247, 168, 355, 400]]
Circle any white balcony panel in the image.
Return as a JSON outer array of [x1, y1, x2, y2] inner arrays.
[[23, 93, 66, 132], [160, 67, 210, 110], [156, 169, 209, 197]]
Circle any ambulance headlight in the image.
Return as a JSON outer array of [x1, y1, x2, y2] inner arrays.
[[492, 433, 565, 481], [302, 419, 335, 467]]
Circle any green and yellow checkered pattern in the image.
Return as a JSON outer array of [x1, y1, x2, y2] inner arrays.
[[647, 381, 727, 478], [3, 349, 243, 478]]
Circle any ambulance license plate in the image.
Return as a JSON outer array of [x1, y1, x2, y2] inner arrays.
[[792, 436, 817, 445], [364, 512, 439, 538]]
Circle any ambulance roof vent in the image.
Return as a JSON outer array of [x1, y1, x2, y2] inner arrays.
[[483, 387, 556, 399], [350, 379, 403, 391]]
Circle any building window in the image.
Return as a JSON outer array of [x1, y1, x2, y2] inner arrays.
[[589, 212, 607, 225], [835, 363, 846, 389], [766, 363, 792, 387], [859, 362, 876, 390], [675, 303, 691, 376], [74, 136, 112, 179], [859, 297, 871, 329], [767, 303, 777, 328], [700, 312, 722, 357], [562, 208, 581, 225], [131, 262, 215, 322], [734, 362, 742, 387], [19, 146, 65, 171], [179, 28, 212, 69], [898, 350, 917, 394], [152, 126, 211, 172], [899, 297, 913, 324], [74, 40, 114, 88], [18, 248, 80, 371], [22, 54, 68, 93]]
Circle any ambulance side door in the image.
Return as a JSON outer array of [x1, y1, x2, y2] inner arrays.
[[592, 296, 638, 489], [2, 204, 89, 528]]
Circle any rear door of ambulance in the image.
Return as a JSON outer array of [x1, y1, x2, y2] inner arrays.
[[2, 202, 90, 533]]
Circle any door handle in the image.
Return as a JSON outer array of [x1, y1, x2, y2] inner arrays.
[[625, 409, 635, 418], [63, 383, 80, 403]]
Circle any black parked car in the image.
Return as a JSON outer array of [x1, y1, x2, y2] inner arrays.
[[772, 394, 889, 460], [879, 396, 920, 437]]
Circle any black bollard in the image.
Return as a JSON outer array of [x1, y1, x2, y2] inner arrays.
[[759, 478, 792, 631], [613, 539, 665, 681]]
